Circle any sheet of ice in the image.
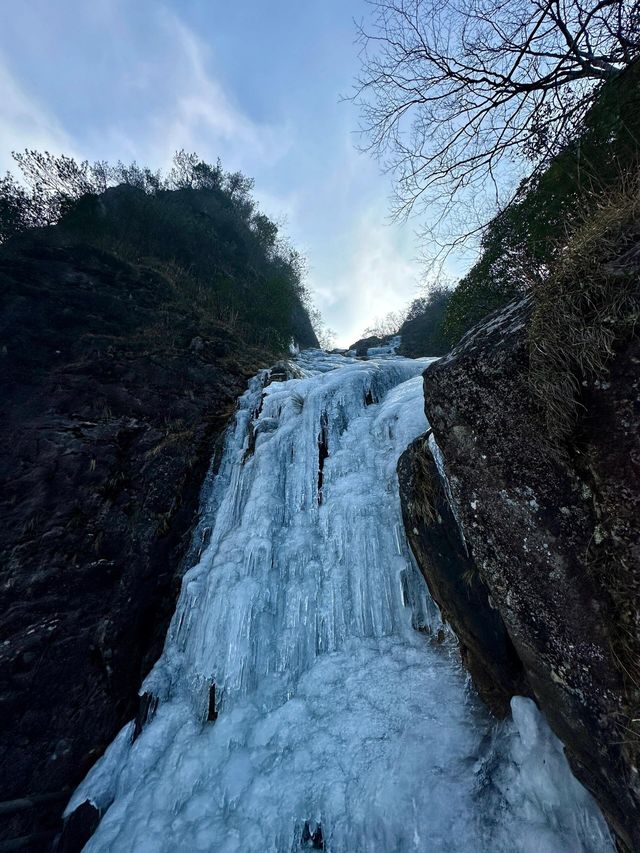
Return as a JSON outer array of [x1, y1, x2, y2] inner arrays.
[[67, 351, 613, 853], [428, 431, 468, 552]]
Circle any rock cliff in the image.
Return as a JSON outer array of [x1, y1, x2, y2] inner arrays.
[[0, 230, 276, 848], [399, 294, 640, 850]]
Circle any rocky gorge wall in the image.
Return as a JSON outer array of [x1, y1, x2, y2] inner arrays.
[[399, 295, 640, 851], [0, 231, 276, 849]]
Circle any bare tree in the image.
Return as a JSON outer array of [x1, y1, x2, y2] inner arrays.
[[355, 0, 640, 256], [167, 150, 224, 191], [9, 151, 111, 223], [364, 308, 408, 337]]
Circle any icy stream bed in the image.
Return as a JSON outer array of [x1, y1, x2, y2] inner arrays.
[[67, 350, 613, 852]]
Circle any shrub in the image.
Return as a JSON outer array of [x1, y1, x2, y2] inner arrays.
[[0, 151, 319, 351]]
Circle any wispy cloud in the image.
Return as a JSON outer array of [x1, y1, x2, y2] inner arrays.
[[0, 1, 437, 343], [140, 11, 291, 172], [0, 57, 74, 173]]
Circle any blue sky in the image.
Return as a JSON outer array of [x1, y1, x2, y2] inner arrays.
[[0, 0, 455, 345]]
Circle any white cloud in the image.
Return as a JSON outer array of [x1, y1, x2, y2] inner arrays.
[[136, 11, 291, 174], [0, 6, 429, 350], [0, 57, 74, 173], [0, 7, 294, 210], [310, 208, 422, 347]]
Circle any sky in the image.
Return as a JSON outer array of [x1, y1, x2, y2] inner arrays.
[[0, 0, 456, 346]]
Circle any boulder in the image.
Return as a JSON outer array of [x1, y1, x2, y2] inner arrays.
[[400, 294, 640, 850], [398, 435, 529, 716]]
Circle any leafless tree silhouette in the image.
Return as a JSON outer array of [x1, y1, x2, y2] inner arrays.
[[354, 0, 640, 256]]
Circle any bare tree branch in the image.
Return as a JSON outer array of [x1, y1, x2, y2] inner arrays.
[[353, 0, 639, 260]]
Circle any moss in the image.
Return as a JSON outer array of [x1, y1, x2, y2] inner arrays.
[[145, 421, 197, 461], [100, 469, 130, 501], [155, 511, 173, 538], [409, 438, 441, 525]]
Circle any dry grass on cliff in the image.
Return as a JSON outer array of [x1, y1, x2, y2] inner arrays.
[[530, 171, 640, 766], [529, 171, 640, 450]]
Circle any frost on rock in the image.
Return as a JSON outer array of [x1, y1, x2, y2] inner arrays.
[[66, 351, 612, 852]]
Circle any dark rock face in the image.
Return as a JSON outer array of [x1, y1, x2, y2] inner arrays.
[[400, 295, 640, 850], [347, 334, 387, 356], [398, 437, 529, 716], [0, 232, 270, 847], [57, 800, 101, 853]]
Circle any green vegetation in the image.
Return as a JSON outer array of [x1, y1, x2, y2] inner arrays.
[[0, 150, 318, 352], [388, 61, 638, 359], [398, 288, 452, 357], [442, 61, 640, 348], [355, 289, 452, 358]]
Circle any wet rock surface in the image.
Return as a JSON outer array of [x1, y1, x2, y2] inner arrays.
[[0, 231, 270, 847], [57, 800, 101, 853], [400, 295, 640, 850], [398, 436, 530, 717]]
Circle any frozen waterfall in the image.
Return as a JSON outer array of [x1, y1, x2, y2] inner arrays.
[[66, 350, 612, 852]]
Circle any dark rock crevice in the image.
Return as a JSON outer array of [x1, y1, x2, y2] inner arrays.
[[398, 435, 530, 717], [207, 683, 219, 722], [317, 412, 329, 504], [132, 692, 159, 742]]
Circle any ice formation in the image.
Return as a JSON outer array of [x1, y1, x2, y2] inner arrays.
[[66, 350, 613, 852], [365, 334, 402, 357]]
